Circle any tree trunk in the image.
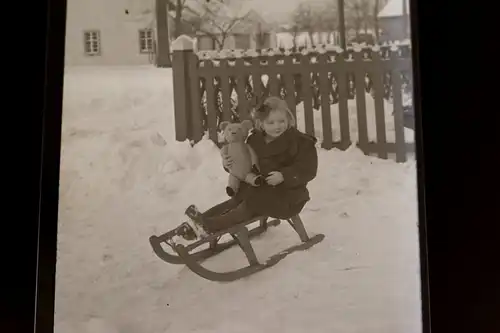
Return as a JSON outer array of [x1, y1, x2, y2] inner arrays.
[[374, 0, 380, 42], [402, 0, 409, 39], [354, 18, 361, 40], [216, 33, 226, 50], [174, 0, 183, 38], [156, 0, 172, 67], [337, 0, 346, 49], [292, 28, 298, 50], [308, 31, 315, 47]]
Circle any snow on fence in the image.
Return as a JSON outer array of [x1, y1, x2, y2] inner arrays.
[[171, 35, 414, 162]]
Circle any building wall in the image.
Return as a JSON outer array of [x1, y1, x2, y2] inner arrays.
[[65, 0, 157, 66], [379, 17, 408, 42], [64, 0, 277, 65]]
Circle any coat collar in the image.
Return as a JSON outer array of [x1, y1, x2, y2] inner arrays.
[[249, 127, 299, 157]]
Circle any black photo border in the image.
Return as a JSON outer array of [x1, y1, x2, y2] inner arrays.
[[6, 0, 499, 332]]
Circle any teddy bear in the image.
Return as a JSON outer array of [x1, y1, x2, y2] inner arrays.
[[219, 119, 264, 197]]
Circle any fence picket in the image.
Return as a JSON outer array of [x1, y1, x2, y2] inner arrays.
[[188, 54, 203, 143], [390, 50, 407, 162], [335, 52, 351, 148], [204, 61, 218, 142], [219, 59, 232, 122], [267, 55, 279, 97], [300, 54, 315, 136], [318, 53, 333, 149], [283, 56, 297, 121], [235, 58, 249, 120], [353, 50, 369, 152], [172, 49, 190, 141], [371, 50, 389, 159], [251, 57, 262, 102]]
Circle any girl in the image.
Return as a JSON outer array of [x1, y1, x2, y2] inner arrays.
[[174, 96, 318, 241]]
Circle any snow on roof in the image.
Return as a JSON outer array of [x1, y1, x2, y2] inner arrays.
[[378, 0, 410, 18]]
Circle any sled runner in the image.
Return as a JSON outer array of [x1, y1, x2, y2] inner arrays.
[[149, 215, 325, 282]]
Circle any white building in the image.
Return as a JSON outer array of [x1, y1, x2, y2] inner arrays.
[[65, 0, 158, 66], [64, 0, 276, 67], [377, 0, 411, 42]]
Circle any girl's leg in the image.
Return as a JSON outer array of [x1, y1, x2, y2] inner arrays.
[[177, 194, 253, 241], [202, 201, 257, 233], [202, 198, 242, 218], [180, 198, 247, 239]]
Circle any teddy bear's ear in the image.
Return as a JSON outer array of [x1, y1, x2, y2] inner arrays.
[[219, 121, 230, 131], [240, 119, 254, 133]]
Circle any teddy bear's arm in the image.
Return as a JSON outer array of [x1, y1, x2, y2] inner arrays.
[[220, 145, 231, 173], [247, 145, 260, 171]]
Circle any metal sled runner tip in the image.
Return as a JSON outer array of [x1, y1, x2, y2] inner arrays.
[[149, 217, 281, 265]]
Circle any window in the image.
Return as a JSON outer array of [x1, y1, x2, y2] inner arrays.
[[139, 29, 154, 53], [83, 30, 101, 56]]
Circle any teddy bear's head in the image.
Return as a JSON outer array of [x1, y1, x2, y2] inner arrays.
[[220, 120, 254, 143]]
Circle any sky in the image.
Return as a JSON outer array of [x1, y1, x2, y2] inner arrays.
[[243, 0, 329, 23]]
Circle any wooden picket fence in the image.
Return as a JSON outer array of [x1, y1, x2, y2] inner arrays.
[[171, 35, 415, 162]]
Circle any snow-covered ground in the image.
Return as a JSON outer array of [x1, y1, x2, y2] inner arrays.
[[55, 66, 422, 333]]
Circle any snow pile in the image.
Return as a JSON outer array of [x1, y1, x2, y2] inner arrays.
[[55, 66, 421, 333]]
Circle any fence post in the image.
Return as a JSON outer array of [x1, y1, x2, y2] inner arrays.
[[171, 35, 195, 142]]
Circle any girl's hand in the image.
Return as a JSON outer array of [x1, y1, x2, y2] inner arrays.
[[221, 151, 233, 169], [266, 171, 284, 186]]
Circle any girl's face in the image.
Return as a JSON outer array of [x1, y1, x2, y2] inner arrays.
[[262, 109, 289, 138]]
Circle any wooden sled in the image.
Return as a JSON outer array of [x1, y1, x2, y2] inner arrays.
[[149, 215, 325, 282]]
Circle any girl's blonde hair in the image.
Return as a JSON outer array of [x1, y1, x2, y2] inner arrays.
[[251, 96, 296, 130]]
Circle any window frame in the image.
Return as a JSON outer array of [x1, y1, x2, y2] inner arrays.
[[138, 28, 155, 54], [83, 30, 102, 56]]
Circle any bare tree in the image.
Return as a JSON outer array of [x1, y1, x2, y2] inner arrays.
[[174, 0, 187, 38], [156, 0, 172, 67], [317, 1, 338, 45], [291, 25, 300, 49], [291, 2, 322, 47], [373, 0, 380, 42], [345, 0, 362, 38], [176, 0, 251, 50], [345, 0, 376, 41]]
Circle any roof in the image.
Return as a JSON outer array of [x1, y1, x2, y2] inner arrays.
[[377, 0, 410, 18], [230, 9, 273, 34]]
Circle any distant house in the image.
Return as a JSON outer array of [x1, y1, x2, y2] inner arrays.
[[65, 0, 159, 66], [64, 0, 276, 67], [377, 0, 411, 42], [176, 0, 277, 51]]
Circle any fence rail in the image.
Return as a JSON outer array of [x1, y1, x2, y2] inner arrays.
[[172, 35, 414, 163]]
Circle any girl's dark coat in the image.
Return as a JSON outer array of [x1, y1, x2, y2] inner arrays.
[[230, 127, 318, 219]]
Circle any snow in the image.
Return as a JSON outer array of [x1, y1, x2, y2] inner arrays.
[[55, 66, 422, 333], [378, 0, 410, 18]]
